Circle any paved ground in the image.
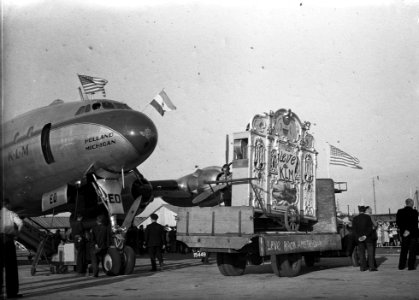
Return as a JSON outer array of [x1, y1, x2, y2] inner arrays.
[[13, 250, 419, 300]]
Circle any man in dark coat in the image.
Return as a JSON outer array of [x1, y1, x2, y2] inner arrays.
[[144, 214, 166, 271], [396, 198, 418, 270], [352, 205, 377, 271], [71, 213, 87, 275], [1, 199, 24, 298], [90, 215, 111, 277]]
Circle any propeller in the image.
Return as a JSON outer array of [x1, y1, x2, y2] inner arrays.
[[191, 135, 232, 205]]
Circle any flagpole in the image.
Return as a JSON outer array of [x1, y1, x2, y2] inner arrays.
[[372, 177, 377, 214], [326, 142, 330, 178], [141, 103, 151, 113]]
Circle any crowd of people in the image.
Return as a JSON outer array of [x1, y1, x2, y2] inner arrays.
[[375, 221, 400, 247]]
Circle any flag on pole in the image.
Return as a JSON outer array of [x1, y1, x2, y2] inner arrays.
[[78, 74, 108, 97], [150, 90, 176, 116], [329, 144, 362, 169]]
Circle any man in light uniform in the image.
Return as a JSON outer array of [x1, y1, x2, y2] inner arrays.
[[1, 199, 24, 298]]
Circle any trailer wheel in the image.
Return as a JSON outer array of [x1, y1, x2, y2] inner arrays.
[[103, 248, 122, 276], [120, 246, 136, 275], [304, 254, 317, 267], [351, 246, 360, 267], [248, 253, 263, 266], [216, 253, 246, 276], [271, 253, 302, 277]]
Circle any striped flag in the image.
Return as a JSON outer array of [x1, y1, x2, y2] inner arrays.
[[329, 144, 362, 169], [150, 90, 176, 116], [78, 74, 108, 97]]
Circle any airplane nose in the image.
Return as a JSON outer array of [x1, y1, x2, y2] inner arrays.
[[111, 110, 158, 164]]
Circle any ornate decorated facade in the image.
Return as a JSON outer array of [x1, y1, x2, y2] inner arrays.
[[232, 109, 317, 221]]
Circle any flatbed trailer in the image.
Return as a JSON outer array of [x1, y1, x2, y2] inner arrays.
[[177, 179, 342, 277], [177, 109, 343, 277]]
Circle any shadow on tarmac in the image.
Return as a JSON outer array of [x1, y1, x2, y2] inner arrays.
[[19, 254, 202, 299]]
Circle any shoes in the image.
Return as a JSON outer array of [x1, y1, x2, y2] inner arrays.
[[369, 268, 378, 272], [150, 268, 157, 272], [360, 267, 367, 272], [408, 267, 416, 270]]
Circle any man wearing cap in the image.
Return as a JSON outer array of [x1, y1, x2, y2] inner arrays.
[[71, 213, 87, 276], [144, 213, 166, 271], [352, 205, 377, 271], [396, 198, 418, 270], [0, 199, 24, 298], [90, 215, 111, 277]]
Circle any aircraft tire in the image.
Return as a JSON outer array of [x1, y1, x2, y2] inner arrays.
[[120, 246, 136, 275], [271, 253, 302, 277], [216, 253, 246, 276], [103, 247, 122, 276]]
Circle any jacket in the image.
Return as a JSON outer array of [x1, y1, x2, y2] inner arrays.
[[396, 206, 419, 238]]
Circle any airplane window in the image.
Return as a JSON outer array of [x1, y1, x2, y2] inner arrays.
[[102, 101, 114, 109], [85, 105, 91, 113], [114, 103, 131, 110], [92, 103, 101, 110], [75, 106, 85, 115]]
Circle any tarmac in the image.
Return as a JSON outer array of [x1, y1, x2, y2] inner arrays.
[[12, 248, 419, 300]]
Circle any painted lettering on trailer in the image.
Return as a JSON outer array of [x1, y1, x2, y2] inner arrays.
[[267, 239, 323, 252]]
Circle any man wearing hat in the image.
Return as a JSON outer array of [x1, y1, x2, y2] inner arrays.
[[144, 213, 166, 271], [352, 205, 377, 271], [71, 213, 87, 276]]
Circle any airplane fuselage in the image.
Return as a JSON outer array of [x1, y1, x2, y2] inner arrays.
[[2, 99, 158, 216]]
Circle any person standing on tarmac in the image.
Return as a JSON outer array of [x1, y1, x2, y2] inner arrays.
[[90, 215, 111, 277], [0, 199, 24, 299], [71, 213, 87, 276], [396, 198, 418, 270], [144, 213, 166, 271], [352, 205, 377, 272]]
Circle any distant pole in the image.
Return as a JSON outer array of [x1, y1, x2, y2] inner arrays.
[[415, 189, 419, 209], [372, 177, 377, 214], [78, 87, 86, 101], [347, 205, 350, 216]]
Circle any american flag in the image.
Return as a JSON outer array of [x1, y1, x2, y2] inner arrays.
[[329, 144, 362, 169], [78, 74, 108, 97]]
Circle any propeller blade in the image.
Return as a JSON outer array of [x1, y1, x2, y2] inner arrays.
[[192, 183, 228, 205]]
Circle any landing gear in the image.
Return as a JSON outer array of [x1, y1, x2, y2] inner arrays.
[[216, 253, 247, 276], [120, 246, 136, 275], [271, 253, 302, 277], [103, 247, 122, 276]]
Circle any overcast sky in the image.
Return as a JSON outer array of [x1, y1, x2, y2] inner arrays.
[[3, 0, 419, 214]]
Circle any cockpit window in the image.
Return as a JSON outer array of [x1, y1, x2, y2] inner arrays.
[[75, 106, 85, 115], [114, 103, 131, 110], [102, 101, 114, 109], [75, 101, 131, 116], [92, 103, 101, 110]]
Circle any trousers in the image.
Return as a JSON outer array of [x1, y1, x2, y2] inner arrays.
[[357, 241, 375, 270], [399, 236, 417, 270], [148, 246, 163, 270], [0, 234, 20, 297]]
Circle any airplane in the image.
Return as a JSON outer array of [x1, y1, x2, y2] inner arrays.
[[1, 97, 230, 276]]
